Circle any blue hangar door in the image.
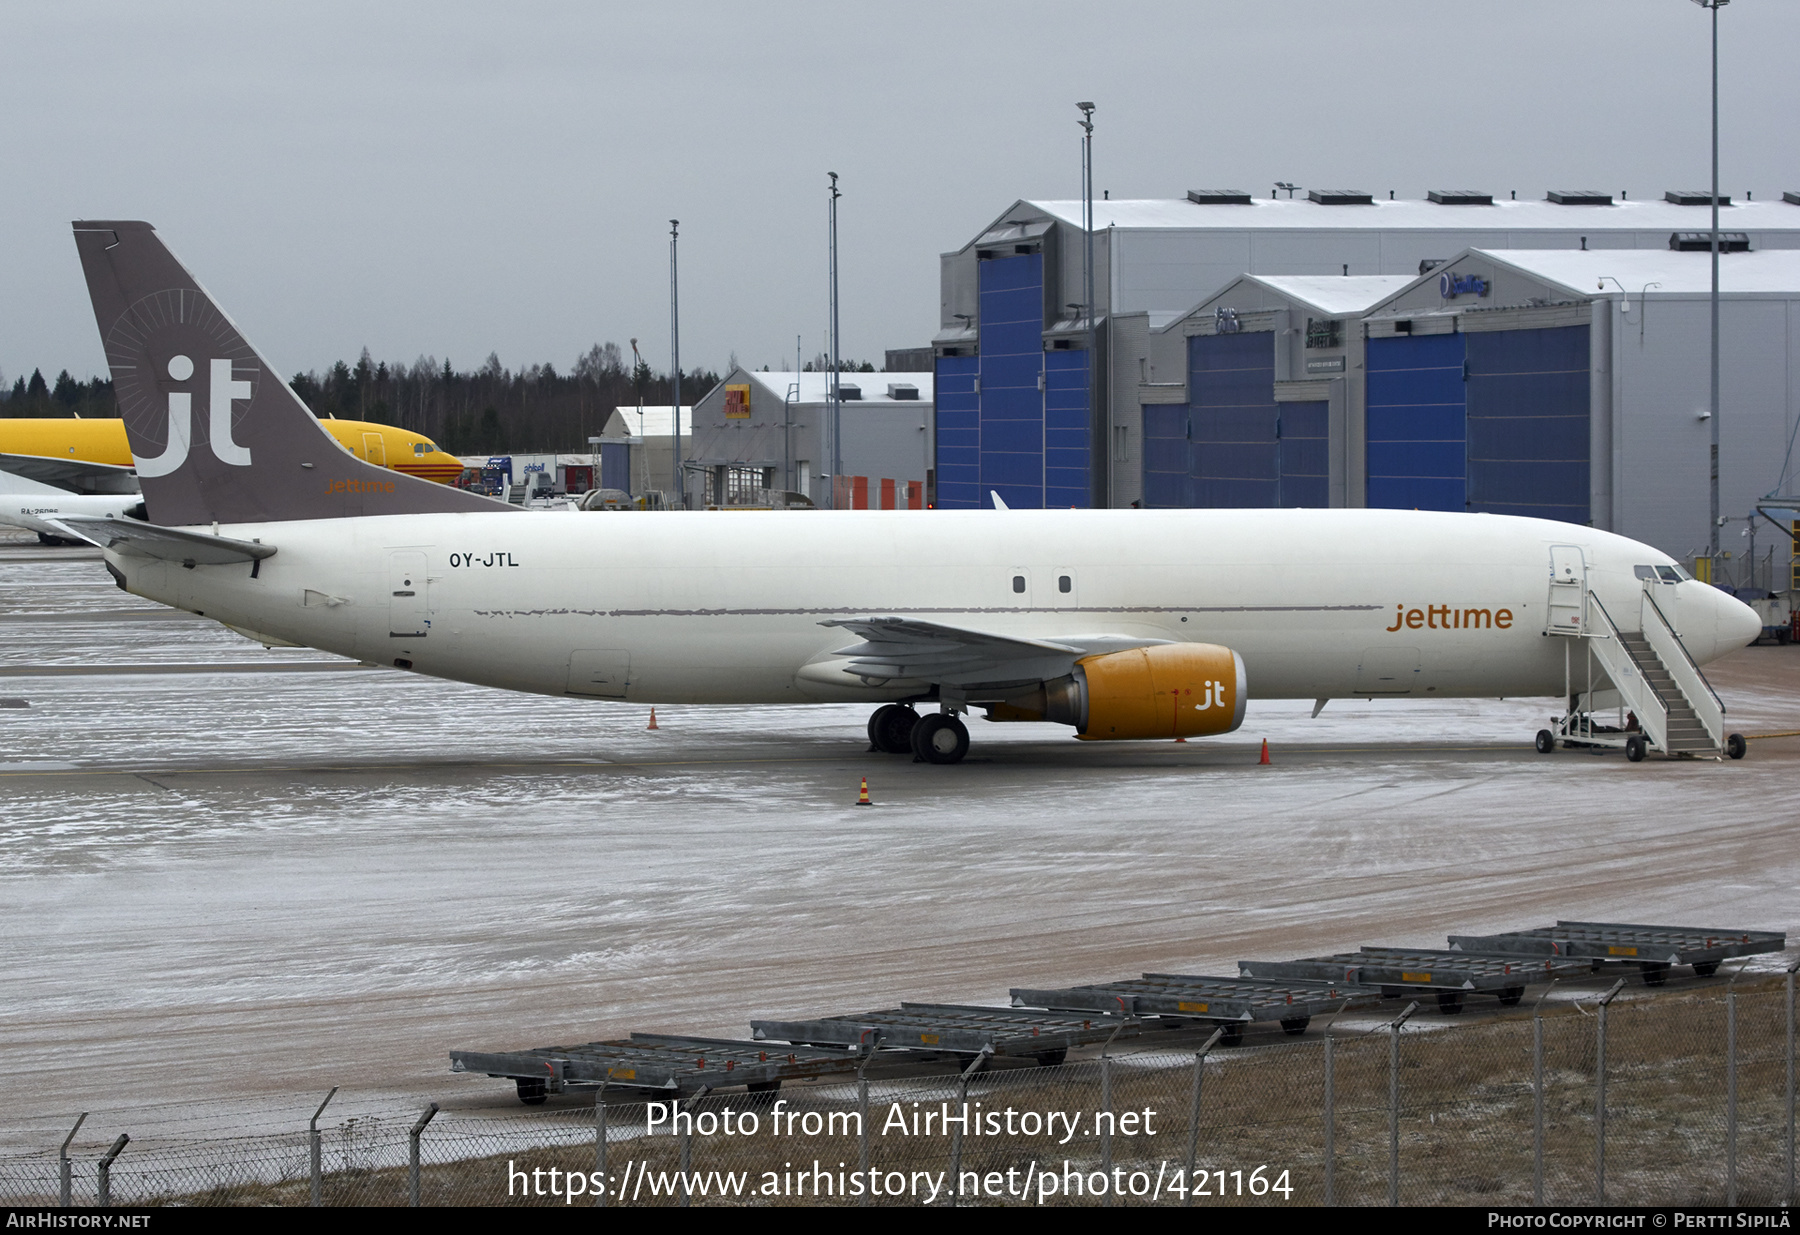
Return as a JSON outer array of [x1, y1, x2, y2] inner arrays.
[[1366, 327, 1590, 520], [1365, 332, 1468, 511], [977, 252, 1046, 510], [933, 353, 980, 509], [1464, 326, 1590, 524], [1189, 332, 1278, 507]]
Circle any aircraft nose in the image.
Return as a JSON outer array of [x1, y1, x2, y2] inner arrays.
[[1709, 584, 1763, 651]]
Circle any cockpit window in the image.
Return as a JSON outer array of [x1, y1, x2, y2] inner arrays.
[[1634, 565, 1656, 580], [1657, 565, 1684, 583], [1635, 564, 1690, 583]]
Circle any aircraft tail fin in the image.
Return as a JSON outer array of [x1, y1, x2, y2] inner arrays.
[[70, 221, 509, 525]]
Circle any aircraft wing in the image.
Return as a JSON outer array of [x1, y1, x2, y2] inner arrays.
[[819, 617, 1167, 691], [51, 516, 275, 566], [0, 453, 137, 494]]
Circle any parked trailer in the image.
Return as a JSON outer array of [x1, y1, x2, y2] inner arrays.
[[751, 1003, 1137, 1067], [451, 1033, 867, 1103], [1448, 920, 1787, 986], [1239, 948, 1588, 1014], [1011, 974, 1382, 1044]]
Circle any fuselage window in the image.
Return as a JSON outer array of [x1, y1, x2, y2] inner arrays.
[[1012, 575, 1026, 594], [1058, 575, 1072, 593]]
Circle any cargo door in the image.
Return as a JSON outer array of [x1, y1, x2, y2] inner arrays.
[[362, 433, 387, 466], [388, 551, 429, 638], [1546, 544, 1587, 635], [567, 650, 631, 699]]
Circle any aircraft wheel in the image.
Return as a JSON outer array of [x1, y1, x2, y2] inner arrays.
[[869, 704, 917, 754], [516, 1077, 547, 1105], [910, 713, 969, 765], [1726, 733, 1747, 760], [1534, 729, 1555, 754], [1625, 735, 1648, 762]]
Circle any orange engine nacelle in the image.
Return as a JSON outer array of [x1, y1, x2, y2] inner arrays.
[[1072, 643, 1247, 741]]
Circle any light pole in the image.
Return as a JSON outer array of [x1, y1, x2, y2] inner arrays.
[[1078, 102, 1097, 509], [669, 220, 685, 508], [827, 172, 843, 509], [1693, 0, 1728, 571]]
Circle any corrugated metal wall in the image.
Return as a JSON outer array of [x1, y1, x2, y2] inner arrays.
[[932, 355, 980, 509], [978, 254, 1045, 509], [1365, 333, 1468, 511], [1191, 332, 1278, 507], [1465, 325, 1590, 523], [1044, 350, 1090, 507]]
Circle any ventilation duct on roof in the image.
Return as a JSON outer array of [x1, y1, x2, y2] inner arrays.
[[1187, 189, 1253, 205], [1666, 190, 1732, 206], [1547, 190, 1613, 205], [1785, 191, 1800, 206], [837, 384, 862, 401], [1307, 189, 1373, 205], [885, 383, 919, 400], [1670, 232, 1750, 252], [1428, 190, 1493, 205]]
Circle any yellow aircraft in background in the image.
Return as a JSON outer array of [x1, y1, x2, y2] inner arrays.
[[0, 417, 464, 492]]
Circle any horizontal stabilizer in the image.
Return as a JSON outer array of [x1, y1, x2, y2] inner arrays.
[[53, 516, 275, 565]]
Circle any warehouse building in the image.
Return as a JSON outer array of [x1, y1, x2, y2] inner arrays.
[[933, 189, 1800, 516], [1133, 246, 1800, 562], [686, 369, 933, 508]]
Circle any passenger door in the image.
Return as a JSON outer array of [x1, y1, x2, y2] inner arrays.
[[1546, 545, 1587, 635], [388, 551, 429, 638]]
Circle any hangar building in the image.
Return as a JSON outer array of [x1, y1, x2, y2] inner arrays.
[[931, 189, 1800, 540]]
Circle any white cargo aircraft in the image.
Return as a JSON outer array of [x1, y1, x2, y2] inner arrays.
[[56, 221, 1760, 765], [0, 471, 143, 543]]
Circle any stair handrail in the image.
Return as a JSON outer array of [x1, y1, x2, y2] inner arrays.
[[1642, 585, 1726, 715], [1587, 592, 1669, 747]]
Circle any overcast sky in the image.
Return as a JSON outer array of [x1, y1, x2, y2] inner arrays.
[[3, 1, 1797, 387]]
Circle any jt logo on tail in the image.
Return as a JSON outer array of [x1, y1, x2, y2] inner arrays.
[[135, 355, 253, 477], [71, 219, 508, 526]]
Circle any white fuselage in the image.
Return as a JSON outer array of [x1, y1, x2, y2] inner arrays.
[[102, 508, 1759, 706], [0, 474, 140, 538]]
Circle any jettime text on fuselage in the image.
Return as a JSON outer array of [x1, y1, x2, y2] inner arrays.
[[1385, 604, 1515, 632]]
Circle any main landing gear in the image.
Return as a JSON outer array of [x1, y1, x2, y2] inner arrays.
[[867, 704, 970, 765]]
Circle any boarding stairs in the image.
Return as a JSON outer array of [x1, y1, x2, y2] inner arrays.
[[1548, 555, 1725, 759]]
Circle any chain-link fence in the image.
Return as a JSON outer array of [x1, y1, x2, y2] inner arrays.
[[4, 978, 1793, 1207]]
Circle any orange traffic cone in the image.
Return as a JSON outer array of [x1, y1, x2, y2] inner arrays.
[[855, 777, 872, 806], [1259, 738, 1270, 765], [646, 708, 660, 730]]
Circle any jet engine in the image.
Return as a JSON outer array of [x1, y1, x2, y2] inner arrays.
[[986, 643, 1248, 740]]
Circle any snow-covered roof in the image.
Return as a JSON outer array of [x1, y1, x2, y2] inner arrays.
[[1013, 196, 1800, 235], [1238, 274, 1418, 316], [603, 406, 690, 438], [741, 371, 934, 404], [1465, 248, 1800, 298]]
